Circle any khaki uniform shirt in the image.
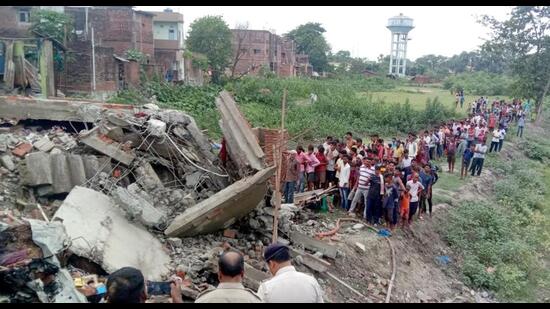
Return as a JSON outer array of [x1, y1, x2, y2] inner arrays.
[[195, 282, 262, 303]]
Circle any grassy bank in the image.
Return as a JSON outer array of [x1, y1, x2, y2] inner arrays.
[[443, 117, 550, 301]]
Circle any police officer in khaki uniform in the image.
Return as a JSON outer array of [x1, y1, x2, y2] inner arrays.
[[194, 250, 262, 303]]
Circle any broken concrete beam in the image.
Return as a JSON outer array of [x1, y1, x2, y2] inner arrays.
[[49, 153, 73, 195], [0, 155, 16, 171], [215, 91, 265, 173], [165, 166, 275, 237], [111, 185, 167, 229], [67, 154, 87, 187], [289, 248, 331, 273], [243, 263, 271, 291], [82, 155, 111, 179], [80, 133, 135, 166], [289, 231, 338, 259], [52, 186, 171, 280], [134, 162, 163, 189], [33, 136, 55, 152], [12, 143, 32, 158], [22, 152, 53, 186]]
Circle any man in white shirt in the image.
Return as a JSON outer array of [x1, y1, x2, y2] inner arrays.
[[257, 243, 324, 303], [348, 157, 374, 218], [406, 136, 417, 159], [470, 140, 488, 176], [338, 155, 351, 210], [489, 128, 501, 153], [405, 173, 424, 225]]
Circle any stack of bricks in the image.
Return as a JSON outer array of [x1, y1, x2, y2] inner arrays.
[[253, 128, 289, 189]]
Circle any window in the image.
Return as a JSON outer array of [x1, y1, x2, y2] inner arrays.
[[253, 49, 261, 55], [168, 29, 175, 40], [18, 9, 30, 23]]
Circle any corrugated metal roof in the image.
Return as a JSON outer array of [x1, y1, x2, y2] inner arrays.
[[149, 11, 183, 23]]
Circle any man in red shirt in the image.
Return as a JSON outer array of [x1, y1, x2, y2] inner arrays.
[[315, 145, 328, 189]]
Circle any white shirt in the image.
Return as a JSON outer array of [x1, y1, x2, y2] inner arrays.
[[402, 157, 412, 168], [338, 163, 350, 187], [257, 266, 324, 303], [406, 180, 425, 203], [407, 142, 417, 158], [335, 158, 344, 178], [473, 144, 488, 159], [491, 129, 501, 143]]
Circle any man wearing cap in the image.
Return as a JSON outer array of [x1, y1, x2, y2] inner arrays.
[[257, 243, 324, 303], [192, 251, 262, 303]]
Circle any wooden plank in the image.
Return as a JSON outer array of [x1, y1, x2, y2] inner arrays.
[[13, 41, 26, 87], [289, 231, 338, 259], [3, 41, 14, 90]]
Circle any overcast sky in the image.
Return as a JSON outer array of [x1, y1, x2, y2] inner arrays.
[[136, 6, 513, 61]]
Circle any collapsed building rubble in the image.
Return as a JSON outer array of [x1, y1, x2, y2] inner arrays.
[[0, 92, 279, 302], [0, 91, 374, 303]]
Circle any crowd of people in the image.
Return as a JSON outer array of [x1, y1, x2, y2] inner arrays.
[[283, 96, 529, 232]]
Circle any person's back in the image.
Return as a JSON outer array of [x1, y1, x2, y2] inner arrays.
[[194, 251, 262, 303], [257, 243, 324, 303], [257, 265, 323, 303], [195, 283, 261, 303]]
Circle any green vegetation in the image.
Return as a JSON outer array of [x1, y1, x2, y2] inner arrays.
[[285, 23, 331, 72], [444, 118, 550, 301], [186, 15, 232, 84], [443, 72, 513, 96]]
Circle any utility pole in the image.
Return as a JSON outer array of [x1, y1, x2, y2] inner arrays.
[[272, 89, 287, 244], [91, 26, 96, 96]]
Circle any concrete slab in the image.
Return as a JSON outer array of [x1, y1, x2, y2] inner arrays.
[[111, 185, 167, 229], [216, 91, 265, 173], [1, 154, 16, 171], [22, 152, 53, 186], [80, 133, 135, 166], [289, 231, 338, 259], [165, 166, 275, 237], [33, 136, 55, 152], [52, 186, 171, 280]]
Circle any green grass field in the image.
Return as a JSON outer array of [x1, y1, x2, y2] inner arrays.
[[362, 86, 509, 118]]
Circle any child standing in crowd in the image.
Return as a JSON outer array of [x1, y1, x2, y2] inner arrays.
[[305, 145, 320, 191], [406, 173, 424, 226], [461, 143, 475, 180], [446, 136, 456, 173]]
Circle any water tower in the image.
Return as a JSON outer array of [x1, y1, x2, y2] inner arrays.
[[386, 13, 414, 77]]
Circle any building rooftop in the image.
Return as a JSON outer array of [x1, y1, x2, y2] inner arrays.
[[149, 11, 183, 23]]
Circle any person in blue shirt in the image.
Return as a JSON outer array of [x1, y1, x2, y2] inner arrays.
[[383, 173, 400, 231], [461, 143, 475, 179], [418, 164, 434, 219]]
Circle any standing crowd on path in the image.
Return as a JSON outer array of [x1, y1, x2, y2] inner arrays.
[[283, 96, 530, 232]]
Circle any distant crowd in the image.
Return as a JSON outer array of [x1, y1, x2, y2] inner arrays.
[[283, 96, 530, 231]]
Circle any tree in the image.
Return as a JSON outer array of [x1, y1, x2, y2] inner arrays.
[[285, 23, 331, 73], [480, 6, 550, 123], [229, 22, 257, 80], [186, 16, 232, 84], [29, 8, 73, 44]]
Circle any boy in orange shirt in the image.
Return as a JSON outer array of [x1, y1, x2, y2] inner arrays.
[[400, 185, 411, 230]]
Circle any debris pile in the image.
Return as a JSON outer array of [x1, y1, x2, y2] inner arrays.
[[0, 93, 279, 303]]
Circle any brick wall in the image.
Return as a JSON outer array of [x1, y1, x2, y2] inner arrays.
[[253, 127, 289, 187], [0, 6, 32, 38], [61, 40, 117, 93], [66, 7, 154, 59]]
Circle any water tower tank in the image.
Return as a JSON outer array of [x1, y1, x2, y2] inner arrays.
[[386, 13, 414, 77]]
